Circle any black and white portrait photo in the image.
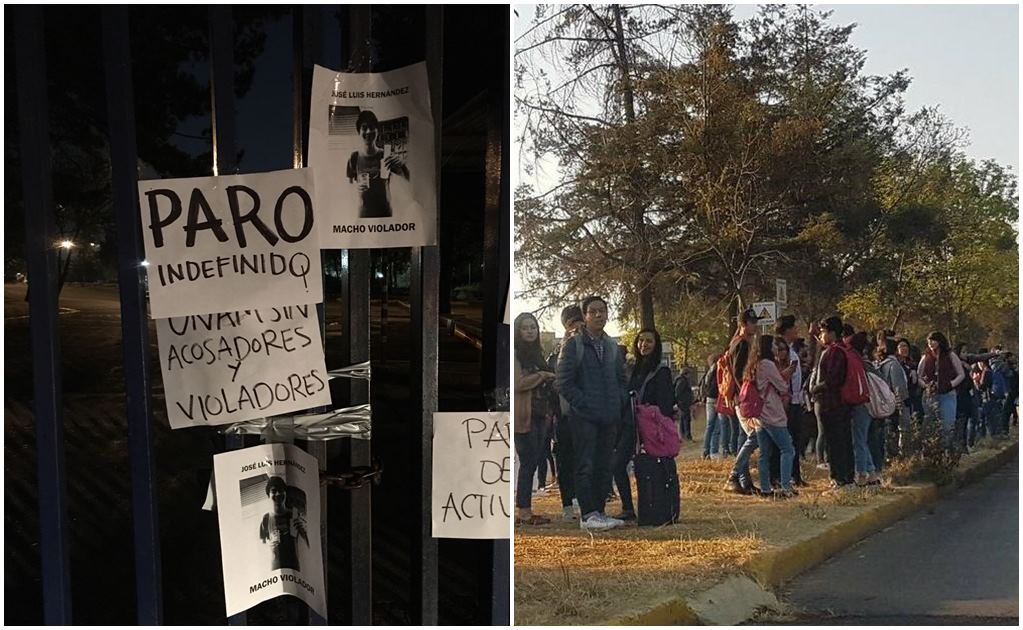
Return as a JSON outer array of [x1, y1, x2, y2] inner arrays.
[[333, 107, 411, 219]]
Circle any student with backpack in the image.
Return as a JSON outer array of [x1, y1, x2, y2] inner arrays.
[[809, 316, 856, 491], [674, 367, 695, 441], [557, 296, 628, 532], [745, 335, 798, 497], [550, 304, 586, 521], [699, 353, 723, 459], [876, 334, 910, 457], [847, 331, 880, 486], [723, 308, 764, 495], [770, 316, 807, 487]]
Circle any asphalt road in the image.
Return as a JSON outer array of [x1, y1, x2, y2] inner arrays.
[[777, 458, 1019, 625]]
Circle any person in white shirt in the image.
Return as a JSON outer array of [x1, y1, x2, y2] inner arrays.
[[769, 315, 808, 486]]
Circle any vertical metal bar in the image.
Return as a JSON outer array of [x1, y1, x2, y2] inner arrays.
[[209, 5, 237, 177], [14, 6, 72, 624], [341, 6, 374, 625], [292, 6, 331, 626], [208, 6, 248, 625], [101, 7, 164, 625], [411, 5, 443, 626], [482, 7, 512, 625]]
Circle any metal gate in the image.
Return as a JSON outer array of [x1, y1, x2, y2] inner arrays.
[[10, 5, 509, 625]]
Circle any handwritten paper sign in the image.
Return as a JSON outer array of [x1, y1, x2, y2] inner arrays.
[[155, 304, 330, 429], [138, 168, 322, 319], [309, 62, 437, 248], [214, 443, 325, 617], [432, 412, 511, 539]]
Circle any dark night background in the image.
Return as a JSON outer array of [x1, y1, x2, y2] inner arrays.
[[5, 5, 508, 625]]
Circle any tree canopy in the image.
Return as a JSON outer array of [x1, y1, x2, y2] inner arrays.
[[515, 4, 1018, 352]]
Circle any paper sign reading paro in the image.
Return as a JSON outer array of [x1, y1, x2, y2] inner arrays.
[[214, 443, 325, 618], [138, 168, 323, 319], [156, 305, 330, 429], [432, 412, 511, 539]]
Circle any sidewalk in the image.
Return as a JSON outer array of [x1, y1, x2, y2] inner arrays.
[[514, 428, 1018, 626]]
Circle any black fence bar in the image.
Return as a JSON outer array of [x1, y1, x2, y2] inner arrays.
[[209, 5, 237, 177], [481, 7, 511, 626], [101, 7, 165, 625], [340, 7, 374, 625], [293, 6, 330, 625], [14, 6, 73, 624], [411, 5, 443, 625], [207, 7, 248, 626]]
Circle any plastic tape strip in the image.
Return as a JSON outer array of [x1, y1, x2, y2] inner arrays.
[[327, 361, 371, 381], [223, 403, 372, 441]]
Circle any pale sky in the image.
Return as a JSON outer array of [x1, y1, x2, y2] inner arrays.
[[513, 2, 1020, 336]]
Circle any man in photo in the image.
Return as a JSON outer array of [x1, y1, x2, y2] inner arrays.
[[259, 476, 309, 571], [346, 110, 410, 219]]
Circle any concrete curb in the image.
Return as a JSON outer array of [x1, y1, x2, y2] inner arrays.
[[604, 439, 1018, 626]]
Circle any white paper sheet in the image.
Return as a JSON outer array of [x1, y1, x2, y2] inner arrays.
[[213, 443, 325, 617], [432, 412, 512, 539], [137, 168, 322, 318], [309, 62, 437, 248], [155, 304, 330, 429]]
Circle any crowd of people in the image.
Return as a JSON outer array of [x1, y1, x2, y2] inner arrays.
[[513, 297, 1019, 531]]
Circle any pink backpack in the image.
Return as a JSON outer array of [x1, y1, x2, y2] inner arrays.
[[738, 379, 765, 419], [634, 366, 681, 457], [635, 403, 680, 457]]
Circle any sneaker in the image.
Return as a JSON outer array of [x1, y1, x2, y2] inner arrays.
[[601, 513, 625, 528], [562, 506, 578, 521], [724, 477, 749, 494], [580, 513, 614, 531]]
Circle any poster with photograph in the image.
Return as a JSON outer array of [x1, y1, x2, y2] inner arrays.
[[214, 443, 325, 618], [137, 168, 322, 319], [432, 412, 511, 539], [155, 304, 330, 429], [309, 62, 437, 248]]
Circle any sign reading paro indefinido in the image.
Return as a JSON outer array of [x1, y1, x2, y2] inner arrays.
[[432, 412, 511, 540], [155, 304, 330, 429], [137, 168, 322, 319], [309, 62, 437, 248]]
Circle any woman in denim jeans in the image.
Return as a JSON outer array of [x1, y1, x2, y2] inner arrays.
[[700, 353, 722, 458], [749, 335, 798, 497], [847, 332, 878, 486], [917, 331, 966, 450]]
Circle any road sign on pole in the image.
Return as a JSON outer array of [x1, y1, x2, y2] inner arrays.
[[752, 301, 777, 327], [776, 279, 787, 307]]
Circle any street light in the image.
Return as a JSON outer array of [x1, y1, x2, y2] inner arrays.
[[140, 260, 150, 268], [59, 240, 74, 250]]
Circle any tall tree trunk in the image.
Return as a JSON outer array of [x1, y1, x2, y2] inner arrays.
[[638, 278, 655, 330], [613, 5, 655, 330]]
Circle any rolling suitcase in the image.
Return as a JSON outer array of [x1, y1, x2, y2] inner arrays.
[[634, 452, 680, 526]]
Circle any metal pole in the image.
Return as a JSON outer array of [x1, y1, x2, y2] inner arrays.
[[14, 6, 73, 624], [411, 5, 443, 625], [207, 7, 250, 625], [341, 6, 374, 625], [293, 6, 331, 625], [101, 7, 164, 624], [481, 6, 511, 625]]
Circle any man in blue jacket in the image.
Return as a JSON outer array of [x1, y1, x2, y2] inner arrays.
[[557, 295, 628, 531]]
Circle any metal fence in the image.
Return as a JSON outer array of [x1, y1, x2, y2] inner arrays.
[[12, 5, 509, 625]]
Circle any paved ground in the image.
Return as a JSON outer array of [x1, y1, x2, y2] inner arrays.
[[773, 458, 1018, 625]]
